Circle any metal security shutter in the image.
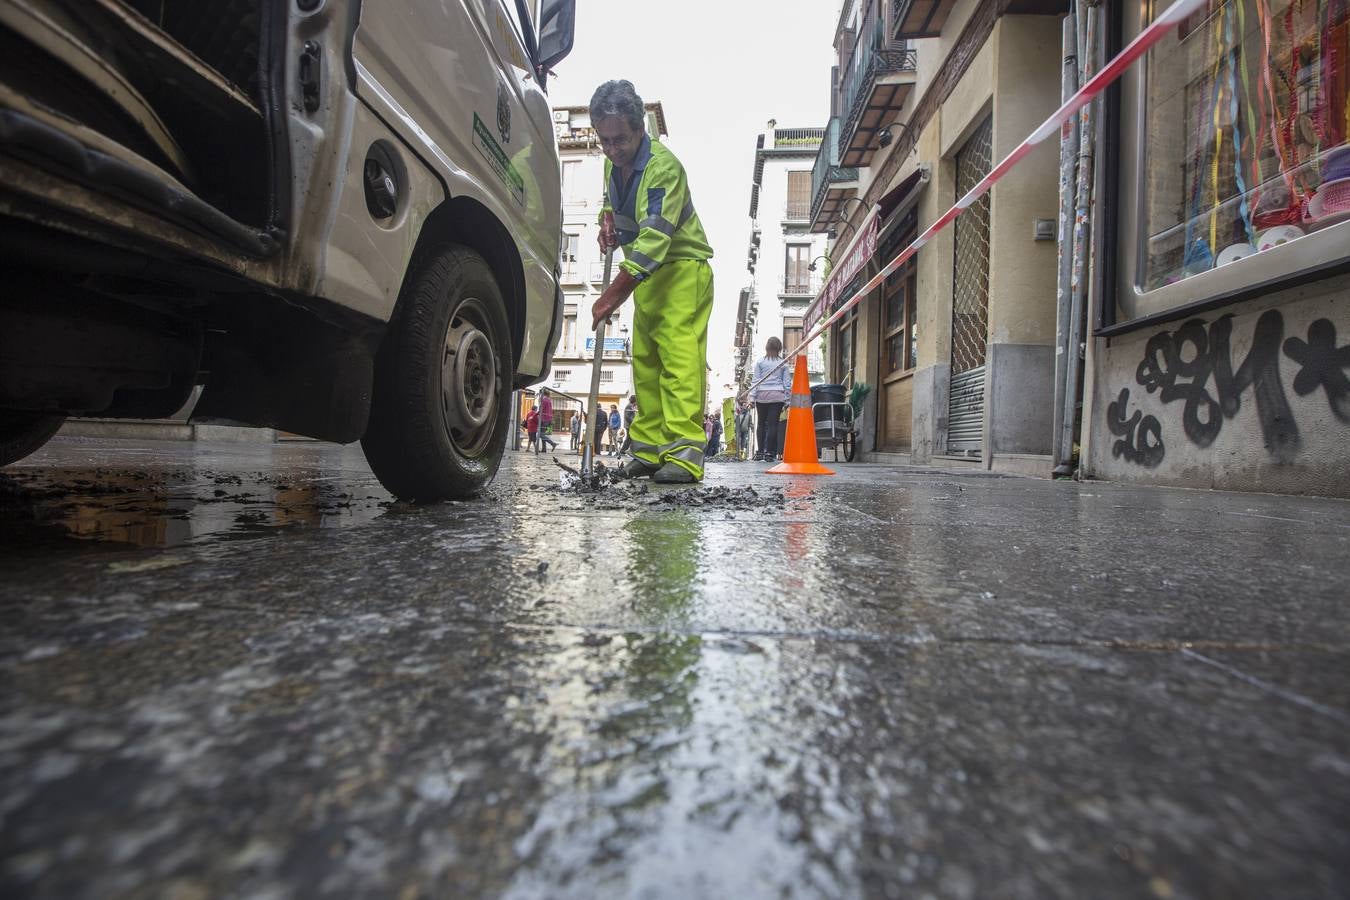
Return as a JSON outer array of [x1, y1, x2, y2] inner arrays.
[[947, 367, 985, 451], [947, 117, 992, 456]]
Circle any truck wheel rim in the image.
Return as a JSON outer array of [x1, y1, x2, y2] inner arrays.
[[441, 297, 498, 454]]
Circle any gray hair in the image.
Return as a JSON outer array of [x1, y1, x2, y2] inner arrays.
[[589, 80, 645, 131]]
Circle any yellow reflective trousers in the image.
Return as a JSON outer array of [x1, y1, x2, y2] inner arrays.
[[627, 259, 714, 479]]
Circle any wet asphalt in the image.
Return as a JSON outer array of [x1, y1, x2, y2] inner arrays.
[[1, 437, 1348, 899]]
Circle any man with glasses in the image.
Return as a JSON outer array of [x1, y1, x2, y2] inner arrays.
[[588, 80, 714, 484]]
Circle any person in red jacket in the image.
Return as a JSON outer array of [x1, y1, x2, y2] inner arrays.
[[523, 407, 539, 453]]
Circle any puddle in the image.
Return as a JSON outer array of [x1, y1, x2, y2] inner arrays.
[[0, 466, 390, 550]]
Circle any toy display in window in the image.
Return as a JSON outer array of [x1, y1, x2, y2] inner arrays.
[[1140, 0, 1348, 290]]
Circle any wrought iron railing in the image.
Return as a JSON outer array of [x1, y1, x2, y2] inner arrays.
[[779, 273, 823, 296], [773, 127, 824, 149], [810, 117, 860, 225], [840, 45, 918, 157]]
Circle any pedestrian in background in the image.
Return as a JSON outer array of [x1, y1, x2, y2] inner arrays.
[[569, 412, 581, 451], [538, 391, 557, 454], [706, 412, 722, 459], [749, 337, 791, 461], [523, 407, 539, 453], [608, 405, 622, 456], [735, 401, 753, 460], [618, 396, 637, 458], [593, 410, 607, 456]]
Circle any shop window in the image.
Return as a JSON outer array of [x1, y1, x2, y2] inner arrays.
[[882, 255, 918, 376], [1123, 0, 1349, 318], [837, 315, 854, 382], [880, 209, 919, 377]]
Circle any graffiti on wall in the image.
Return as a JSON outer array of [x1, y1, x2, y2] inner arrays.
[[1106, 310, 1350, 467]]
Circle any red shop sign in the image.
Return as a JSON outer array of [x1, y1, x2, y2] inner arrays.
[[803, 214, 878, 334]]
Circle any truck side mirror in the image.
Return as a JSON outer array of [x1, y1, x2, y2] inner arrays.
[[537, 0, 575, 71]]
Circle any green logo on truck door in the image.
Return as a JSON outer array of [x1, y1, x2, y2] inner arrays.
[[473, 113, 525, 206]]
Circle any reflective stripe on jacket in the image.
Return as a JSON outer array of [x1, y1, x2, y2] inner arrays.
[[600, 135, 713, 282]]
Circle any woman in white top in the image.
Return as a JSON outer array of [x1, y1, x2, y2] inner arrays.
[[748, 337, 792, 461]]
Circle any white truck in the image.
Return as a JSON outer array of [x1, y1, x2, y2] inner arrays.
[[0, 0, 575, 499]]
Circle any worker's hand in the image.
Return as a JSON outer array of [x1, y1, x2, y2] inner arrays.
[[591, 269, 639, 329], [597, 211, 619, 253], [591, 289, 624, 330]]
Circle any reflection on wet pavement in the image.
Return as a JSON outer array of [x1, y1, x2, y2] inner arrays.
[[1, 438, 1348, 898], [0, 441, 391, 549]]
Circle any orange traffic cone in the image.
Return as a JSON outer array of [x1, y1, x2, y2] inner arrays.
[[767, 355, 834, 476]]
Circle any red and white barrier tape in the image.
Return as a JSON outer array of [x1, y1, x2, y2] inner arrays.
[[744, 0, 1207, 397]]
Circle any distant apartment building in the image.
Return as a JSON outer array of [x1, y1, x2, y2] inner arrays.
[[735, 127, 830, 392], [540, 102, 669, 419]]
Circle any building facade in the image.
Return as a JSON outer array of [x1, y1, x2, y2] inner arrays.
[[806, 0, 1073, 474], [1079, 0, 1349, 496], [803, 0, 1349, 496], [736, 128, 831, 393]]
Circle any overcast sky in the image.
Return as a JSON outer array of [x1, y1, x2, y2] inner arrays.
[[551, 0, 841, 397]]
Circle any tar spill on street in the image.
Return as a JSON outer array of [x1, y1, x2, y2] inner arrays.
[[2, 437, 1348, 899]]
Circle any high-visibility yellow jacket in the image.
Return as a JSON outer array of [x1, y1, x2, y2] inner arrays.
[[600, 135, 713, 282]]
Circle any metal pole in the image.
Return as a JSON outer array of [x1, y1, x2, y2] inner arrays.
[[1052, 7, 1081, 475], [511, 390, 522, 451], [1059, 0, 1099, 475], [580, 249, 614, 479]]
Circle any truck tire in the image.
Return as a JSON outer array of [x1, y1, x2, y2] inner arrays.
[[0, 411, 66, 467], [362, 244, 512, 501]]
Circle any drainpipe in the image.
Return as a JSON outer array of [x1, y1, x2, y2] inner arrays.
[[1057, 0, 1100, 476], [1051, 8, 1080, 475]]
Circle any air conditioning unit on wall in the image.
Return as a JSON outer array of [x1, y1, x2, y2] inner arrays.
[[553, 110, 568, 123]]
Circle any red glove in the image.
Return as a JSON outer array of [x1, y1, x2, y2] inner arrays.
[[597, 211, 619, 253]]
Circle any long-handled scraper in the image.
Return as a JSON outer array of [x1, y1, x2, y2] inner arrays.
[[580, 248, 613, 480]]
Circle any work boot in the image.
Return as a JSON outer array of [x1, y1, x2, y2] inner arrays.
[[652, 462, 697, 484], [618, 457, 660, 479]]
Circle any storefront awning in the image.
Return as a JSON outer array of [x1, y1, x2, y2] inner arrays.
[[877, 165, 930, 222], [803, 213, 877, 335], [803, 166, 928, 335]]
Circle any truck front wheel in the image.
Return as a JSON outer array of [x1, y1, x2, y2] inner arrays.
[[362, 245, 512, 501]]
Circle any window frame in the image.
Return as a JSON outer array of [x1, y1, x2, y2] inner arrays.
[[785, 170, 812, 220], [561, 159, 584, 207], [559, 231, 580, 270], [784, 243, 812, 294], [1110, 0, 1350, 331]]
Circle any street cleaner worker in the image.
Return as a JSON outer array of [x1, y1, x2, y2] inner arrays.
[[588, 80, 714, 484]]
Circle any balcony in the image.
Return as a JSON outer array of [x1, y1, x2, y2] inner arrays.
[[839, 39, 917, 169], [779, 273, 823, 298], [892, 0, 957, 40], [783, 197, 811, 222], [809, 117, 859, 232]]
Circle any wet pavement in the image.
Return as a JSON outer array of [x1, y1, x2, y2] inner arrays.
[[2, 437, 1348, 899]]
